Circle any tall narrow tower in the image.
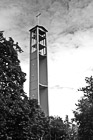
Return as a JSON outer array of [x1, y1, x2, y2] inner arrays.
[[29, 25, 49, 115]]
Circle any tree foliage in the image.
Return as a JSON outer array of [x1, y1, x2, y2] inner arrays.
[[0, 32, 48, 140], [44, 116, 67, 140], [63, 115, 78, 140], [73, 76, 93, 140]]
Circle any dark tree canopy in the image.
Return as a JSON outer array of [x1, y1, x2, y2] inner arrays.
[[0, 32, 30, 140], [44, 116, 67, 140], [73, 76, 93, 140], [0, 33, 49, 140]]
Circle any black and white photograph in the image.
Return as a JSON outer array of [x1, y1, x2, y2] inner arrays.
[[0, 0, 93, 139]]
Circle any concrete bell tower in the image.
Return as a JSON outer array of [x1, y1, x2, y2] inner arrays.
[[29, 25, 49, 115]]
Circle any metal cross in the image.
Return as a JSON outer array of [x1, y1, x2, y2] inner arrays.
[[36, 13, 41, 25]]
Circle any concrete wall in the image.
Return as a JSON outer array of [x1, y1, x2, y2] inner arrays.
[[39, 87, 49, 115], [30, 51, 38, 99], [39, 57, 48, 85]]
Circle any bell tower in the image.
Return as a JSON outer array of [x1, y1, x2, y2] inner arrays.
[[29, 25, 49, 115]]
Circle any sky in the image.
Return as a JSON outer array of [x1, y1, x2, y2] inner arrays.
[[1, 0, 93, 120]]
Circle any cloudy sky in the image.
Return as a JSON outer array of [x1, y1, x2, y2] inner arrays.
[[1, 0, 93, 119]]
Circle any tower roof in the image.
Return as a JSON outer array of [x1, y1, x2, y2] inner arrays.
[[29, 25, 48, 32]]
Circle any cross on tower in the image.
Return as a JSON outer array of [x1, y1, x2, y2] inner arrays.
[[36, 13, 41, 25]]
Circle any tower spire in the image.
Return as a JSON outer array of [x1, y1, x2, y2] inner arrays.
[[36, 13, 41, 25]]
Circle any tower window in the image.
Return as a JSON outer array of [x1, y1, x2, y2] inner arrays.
[[31, 29, 37, 53], [39, 30, 46, 56]]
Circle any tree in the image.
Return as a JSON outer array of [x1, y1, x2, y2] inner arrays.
[[0, 32, 49, 140], [0, 32, 28, 139], [73, 76, 93, 140], [63, 116, 78, 140], [44, 116, 66, 140], [28, 99, 50, 140]]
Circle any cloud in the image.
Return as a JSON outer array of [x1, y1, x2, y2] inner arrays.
[[49, 85, 84, 119], [1, 0, 93, 62], [50, 85, 76, 90], [71, 0, 92, 9], [0, 7, 20, 30], [1, 0, 93, 48], [46, 0, 93, 46]]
